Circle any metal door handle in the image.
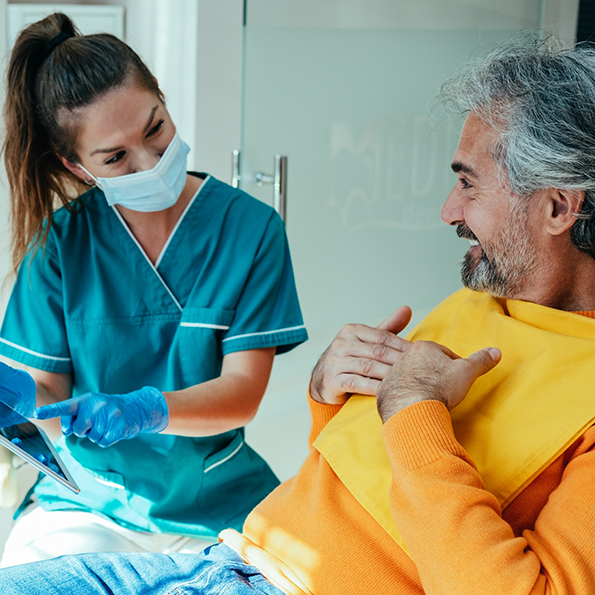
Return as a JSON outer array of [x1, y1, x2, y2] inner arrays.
[[231, 149, 241, 188], [256, 155, 288, 223]]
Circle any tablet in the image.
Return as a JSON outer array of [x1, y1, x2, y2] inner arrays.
[[0, 400, 80, 495]]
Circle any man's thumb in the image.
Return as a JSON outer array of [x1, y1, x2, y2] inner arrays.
[[466, 347, 501, 378], [377, 306, 412, 334]]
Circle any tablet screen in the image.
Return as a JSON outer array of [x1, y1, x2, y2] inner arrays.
[[0, 400, 79, 494]]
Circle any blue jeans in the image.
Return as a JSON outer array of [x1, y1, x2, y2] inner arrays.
[[1, 543, 286, 595]]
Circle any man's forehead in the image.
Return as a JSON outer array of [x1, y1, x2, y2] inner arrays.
[[451, 113, 501, 178]]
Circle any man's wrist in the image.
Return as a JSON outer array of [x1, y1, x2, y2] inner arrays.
[[377, 395, 444, 424]]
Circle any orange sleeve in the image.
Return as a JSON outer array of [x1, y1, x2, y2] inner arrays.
[[307, 390, 344, 449], [383, 399, 595, 594]]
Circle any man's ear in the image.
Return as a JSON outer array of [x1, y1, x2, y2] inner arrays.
[[57, 154, 93, 184], [545, 188, 585, 236]]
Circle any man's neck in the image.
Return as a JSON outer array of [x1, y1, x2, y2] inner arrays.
[[502, 251, 595, 312]]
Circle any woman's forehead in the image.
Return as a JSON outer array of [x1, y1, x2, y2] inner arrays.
[[73, 84, 165, 155]]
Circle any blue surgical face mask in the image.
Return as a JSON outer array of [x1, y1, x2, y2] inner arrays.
[[78, 130, 190, 212]]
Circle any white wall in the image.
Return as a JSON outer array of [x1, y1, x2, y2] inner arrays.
[[247, 0, 579, 39], [247, 0, 543, 29], [542, 0, 581, 43]]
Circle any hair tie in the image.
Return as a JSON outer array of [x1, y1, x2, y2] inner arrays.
[[43, 31, 71, 59]]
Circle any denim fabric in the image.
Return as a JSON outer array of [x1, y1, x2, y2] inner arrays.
[[1, 543, 286, 595]]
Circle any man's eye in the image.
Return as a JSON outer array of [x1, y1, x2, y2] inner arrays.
[[459, 177, 471, 189], [147, 120, 164, 137], [105, 151, 125, 165]]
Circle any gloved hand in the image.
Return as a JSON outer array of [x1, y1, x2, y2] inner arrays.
[[34, 387, 169, 448], [8, 437, 60, 474], [0, 362, 36, 427]]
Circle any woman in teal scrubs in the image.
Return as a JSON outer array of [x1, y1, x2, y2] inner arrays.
[[0, 13, 307, 565]]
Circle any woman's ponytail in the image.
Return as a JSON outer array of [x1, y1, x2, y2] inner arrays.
[[3, 13, 82, 276], [2, 12, 160, 276]]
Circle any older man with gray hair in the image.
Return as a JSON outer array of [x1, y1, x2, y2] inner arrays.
[[5, 34, 595, 595]]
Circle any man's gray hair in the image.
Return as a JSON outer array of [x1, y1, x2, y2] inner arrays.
[[440, 35, 595, 259]]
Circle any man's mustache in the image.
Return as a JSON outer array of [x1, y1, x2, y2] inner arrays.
[[456, 224, 479, 243]]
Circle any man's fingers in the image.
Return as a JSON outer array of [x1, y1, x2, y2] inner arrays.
[[377, 306, 412, 335], [336, 342, 403, 368], [311, 309, 414, 405], [335, 374, 381, 397], [465, 348, 501, 379], [342, 358, 393, 382], [345, 323, 411, 354]]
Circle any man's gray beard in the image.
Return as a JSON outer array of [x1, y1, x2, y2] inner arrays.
[[460, 198, 537, 299]]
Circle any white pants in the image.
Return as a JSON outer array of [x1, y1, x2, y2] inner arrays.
[[0, 505, 215, 568]]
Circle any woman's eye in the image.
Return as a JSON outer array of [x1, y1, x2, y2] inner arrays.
[[146, 120, 164, 137], [105, 151, 125, 165]]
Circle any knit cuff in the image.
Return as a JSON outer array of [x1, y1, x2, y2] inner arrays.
[[382, 400, 467, 473], [307, 389, 346, 446]]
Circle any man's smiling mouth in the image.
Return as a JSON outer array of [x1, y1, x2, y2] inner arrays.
[[456, 223, 480, 245]]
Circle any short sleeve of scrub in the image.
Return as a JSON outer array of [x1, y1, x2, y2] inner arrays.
[[221, 212, 307, 355], [0, 232, 72, 374], [0, 177, 306, 537]]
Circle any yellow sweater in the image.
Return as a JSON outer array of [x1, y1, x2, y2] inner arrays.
[[221, 291, 595, 594]]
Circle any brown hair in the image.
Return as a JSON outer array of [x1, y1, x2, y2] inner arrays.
[[2, 12, 160, 275]]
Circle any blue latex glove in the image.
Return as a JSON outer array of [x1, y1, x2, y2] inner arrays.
[[0, 362, 36, 426], [34, 387, 169, 448]]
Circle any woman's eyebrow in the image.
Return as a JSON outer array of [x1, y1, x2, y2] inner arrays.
[[90, 106, 160, 156], [91, 144, 124, 156], [142, 106, 159, 134]]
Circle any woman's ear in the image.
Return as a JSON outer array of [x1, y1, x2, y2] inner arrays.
[[545, 188, 585, 236], [57, 154, 94, 184]]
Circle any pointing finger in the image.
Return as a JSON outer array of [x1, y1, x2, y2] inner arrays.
[[34, 399, 79, 420]]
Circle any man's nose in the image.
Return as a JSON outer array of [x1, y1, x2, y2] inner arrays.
[[441, 186, 464, 225]]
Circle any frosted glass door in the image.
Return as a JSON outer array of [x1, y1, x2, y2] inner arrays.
[[241, 0, 543, 335]]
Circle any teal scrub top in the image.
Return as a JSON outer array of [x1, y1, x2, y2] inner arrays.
[[0, 174, 308, 538]]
